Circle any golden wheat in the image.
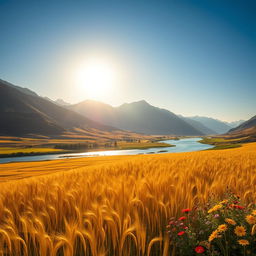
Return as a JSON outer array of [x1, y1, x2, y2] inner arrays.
[[0, 143, 256, 255]]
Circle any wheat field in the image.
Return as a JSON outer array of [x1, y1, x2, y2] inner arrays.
[[0, 143, 256, 255]]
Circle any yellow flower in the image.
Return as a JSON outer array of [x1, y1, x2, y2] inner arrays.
[[237, 239, 249, 246], [251, 209, 256, 216], [208, 230, 219, 242], [225, 218, 236, 225], [208, 204, 222, 213], [246, 215, 256, 225], [220, 199, 228, 204], [217, 224, 228, 232], [234, 226, 246, 237]]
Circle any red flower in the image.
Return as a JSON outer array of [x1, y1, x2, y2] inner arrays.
[[195, 246, 205, 253], [178, 231, 185, 236], [231, 204, 244, 209], [178, 216, 186, 221], [183, 226, 188, 229], [182, 208, 191, 213]]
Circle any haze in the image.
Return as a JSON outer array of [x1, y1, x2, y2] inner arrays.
[[0, 0, 255, 122]]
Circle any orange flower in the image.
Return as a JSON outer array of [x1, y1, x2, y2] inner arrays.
[[234, 226, 246, 237], [238, 239, 249, 246], [217, 224, 227, 232], [225, 218, 236, 225], [246, 215, 256, 225]]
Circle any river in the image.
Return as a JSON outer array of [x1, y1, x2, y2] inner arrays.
[[0, 137, 213, 164]]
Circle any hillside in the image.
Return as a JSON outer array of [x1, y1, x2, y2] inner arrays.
[[187, 116, 231, 134], [69, 100, 204, 135], [180, 116, 216, 135], [228, 115, 256, 133], [0, 81, 118, 136]]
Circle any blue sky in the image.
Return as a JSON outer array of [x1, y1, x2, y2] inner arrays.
[[0, 0, 255, 122]]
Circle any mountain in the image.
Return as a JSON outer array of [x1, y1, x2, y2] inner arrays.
[[187, 116, 231, 134], [0, 80, 118, 136], [69, 100, 204, 135], [0, 79, 38, 97], [225, 120, 245, 128], [54, 98, 70, 106], [180, 116, 216, 135], [44, 97, 70, 106], [228, 115, 256, 133]]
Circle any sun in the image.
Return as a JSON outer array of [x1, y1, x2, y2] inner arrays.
[[75, 58, 116, 100]]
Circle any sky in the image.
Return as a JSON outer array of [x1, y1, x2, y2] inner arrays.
[[0, 0, 255, 122]]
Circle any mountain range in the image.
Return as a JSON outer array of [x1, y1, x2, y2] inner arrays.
[[69, 100, 204, 135], [0, 79, 117, 136], [69, 100, 243, 135], [0, 79, 253, 137]]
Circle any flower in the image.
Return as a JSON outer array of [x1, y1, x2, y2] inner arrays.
[[195, 246, 205, 253], [245, 215, 256, 225], [251, 209, 256, 216], [169, 220, 175, 225], [237, 239, 249, 246], [208, 204, 222, 213], [178, 231, 185, 236], [182, 208, 191, 213], [234, 226, 246, 237], [217, 224, 227, 232], [225, 218, 236, 225], [231, 204, 244, 209], [220, 199, 228, 204], [208, 230, 219, 242], [178, 216, 186, 221]]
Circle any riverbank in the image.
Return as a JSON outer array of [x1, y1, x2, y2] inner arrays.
[[0, 141, 172, 158], [199, 137, 242, 150]]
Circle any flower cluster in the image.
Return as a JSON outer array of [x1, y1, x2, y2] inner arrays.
[[167, 192, 256, 255]]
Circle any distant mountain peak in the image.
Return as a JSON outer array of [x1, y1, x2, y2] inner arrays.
[[69, 99, 204, 136], [55, 98, 70, 106]]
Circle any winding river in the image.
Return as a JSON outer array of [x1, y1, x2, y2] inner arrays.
[[0, 137, 213, 164]]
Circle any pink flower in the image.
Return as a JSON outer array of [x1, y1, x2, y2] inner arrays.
[[178, 216, 186, 221]]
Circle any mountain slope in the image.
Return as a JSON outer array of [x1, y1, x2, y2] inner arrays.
[[69, 100, 204, 135], [225, 120, 245, 128], [180, 116, 216, 135], [188, 116, 231, 134], [228, 115, 256, 133], [0, 81, 118, 136], [0, 79, 38, 97]]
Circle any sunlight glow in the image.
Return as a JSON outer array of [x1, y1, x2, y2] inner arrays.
[[75, 58, 116, 100]]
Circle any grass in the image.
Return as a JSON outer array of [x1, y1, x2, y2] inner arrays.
[[0, 147, 67, 158], [199, 137, 242, 150], [207, 144, 241, 150], [116, 141, 172, 150], [0, 142, 255, 255], [0, 147, 65, 154], [0, 134, 172, 158]]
